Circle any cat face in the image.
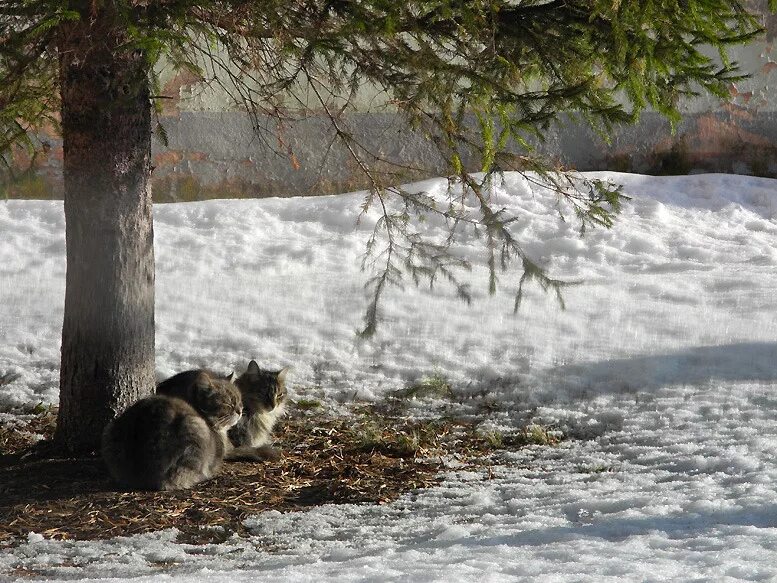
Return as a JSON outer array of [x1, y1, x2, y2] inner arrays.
[[192, 372, 243, 430], [236, 360, 288, 413]]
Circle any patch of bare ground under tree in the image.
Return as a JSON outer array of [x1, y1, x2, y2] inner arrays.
[[0, 402, 559, 546]]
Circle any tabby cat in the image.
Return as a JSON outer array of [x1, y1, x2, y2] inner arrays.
[[228, 360, 288, 456], [102, 372, 242, 491], [157, 360, 288, 461]]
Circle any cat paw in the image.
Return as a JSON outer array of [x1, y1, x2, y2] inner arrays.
[[224, 444, 281, 462]]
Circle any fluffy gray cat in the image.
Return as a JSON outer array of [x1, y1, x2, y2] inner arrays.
[[102, 372, 242, 491], [157, 360, 287, 461]]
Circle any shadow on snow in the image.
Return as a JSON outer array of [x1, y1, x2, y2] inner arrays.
[[544, 342, 777, 395]]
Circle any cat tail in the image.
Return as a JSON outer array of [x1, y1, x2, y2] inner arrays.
[[158, 420, 222, 490], [223, 444, 281, 462], [157, 443, 216, 490]]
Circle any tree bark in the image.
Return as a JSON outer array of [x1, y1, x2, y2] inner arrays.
[[55, 5, 155, 453]]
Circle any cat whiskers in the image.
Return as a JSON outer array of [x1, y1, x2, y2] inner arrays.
[[216, 411, 242, 428]]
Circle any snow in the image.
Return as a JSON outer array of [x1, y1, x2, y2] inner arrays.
[[1, 172, 777, 580]]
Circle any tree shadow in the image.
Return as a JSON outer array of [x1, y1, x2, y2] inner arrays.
[[0, 455, 110, 503], [545, 342, 777, 395], [467, 504, 777, 550]]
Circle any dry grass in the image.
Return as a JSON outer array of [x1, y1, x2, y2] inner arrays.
[[0, 404, 528, 546]]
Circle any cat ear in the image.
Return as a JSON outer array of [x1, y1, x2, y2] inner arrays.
[[246, 360, 261, 376], [194, 371, 212, 390], [276, 367, 290, 383], [226, 372, 237, 383]]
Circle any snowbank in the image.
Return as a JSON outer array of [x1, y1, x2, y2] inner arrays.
[[1, 172, 776, 581]]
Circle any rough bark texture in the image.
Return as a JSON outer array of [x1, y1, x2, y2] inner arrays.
[[55, 4, 155, 453]]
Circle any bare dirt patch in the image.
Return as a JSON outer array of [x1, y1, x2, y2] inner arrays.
[[0, 404, 549, 546]]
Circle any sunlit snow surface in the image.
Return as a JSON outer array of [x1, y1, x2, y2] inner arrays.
[[1, 172, 776, 581]]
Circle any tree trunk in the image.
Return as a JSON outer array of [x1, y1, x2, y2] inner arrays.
[[55, 5, 155, 453]]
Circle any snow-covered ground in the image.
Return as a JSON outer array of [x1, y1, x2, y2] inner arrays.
[[1, 172, 776, 581]]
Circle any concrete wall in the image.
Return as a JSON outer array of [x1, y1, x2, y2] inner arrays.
[[6, 9, 777, 201]]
